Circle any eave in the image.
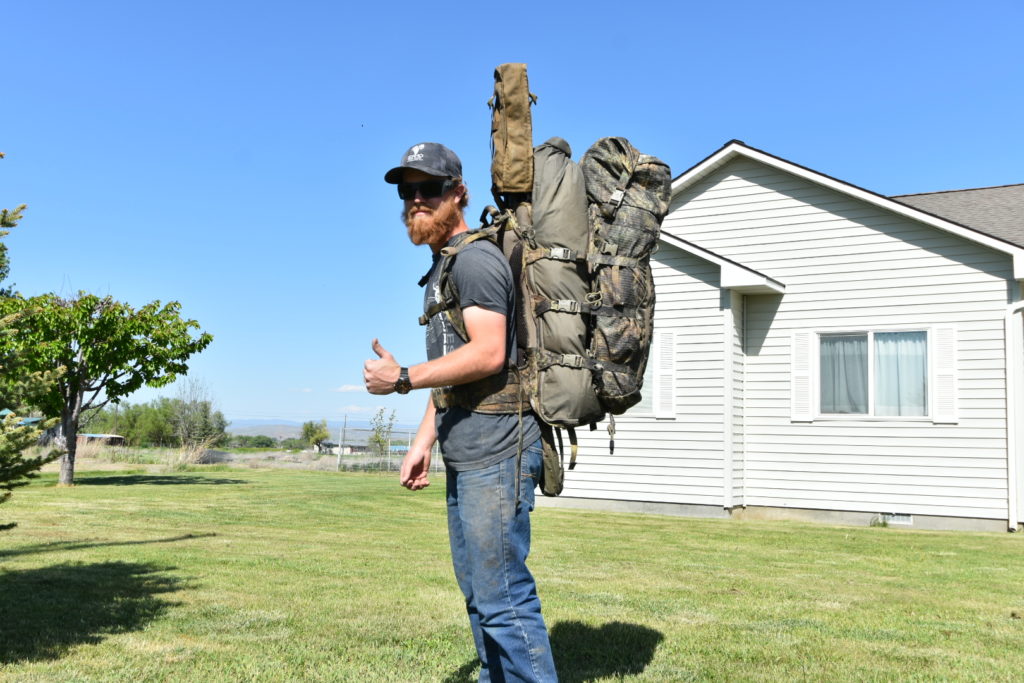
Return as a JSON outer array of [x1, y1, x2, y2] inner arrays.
[[659, 232, 785, 295]]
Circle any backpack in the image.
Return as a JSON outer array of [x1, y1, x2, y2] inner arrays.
[[421, 65, 671, 496], [580, 138, 672, 417]]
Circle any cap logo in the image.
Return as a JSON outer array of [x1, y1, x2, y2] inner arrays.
[[406, 144, 425, 162]]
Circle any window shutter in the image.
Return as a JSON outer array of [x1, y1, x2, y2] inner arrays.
[[654, 331, 676, 418], [791, 331, 813, 422], [932, 326, 958, 424]]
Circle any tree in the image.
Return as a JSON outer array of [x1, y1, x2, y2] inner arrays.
[[83, 397, 225, 448], [301, 419, 330, 452], [0, 292, 213, 485], [0, 174, 61, 525], [230, 434, 275, 448], [369, 408, 396, 459], [171, 378, 228, 449]]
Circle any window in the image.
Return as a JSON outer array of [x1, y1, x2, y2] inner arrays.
[[819, 331, 927, 416], [632, 330, 675, 418], [791, 327, 956, 423]]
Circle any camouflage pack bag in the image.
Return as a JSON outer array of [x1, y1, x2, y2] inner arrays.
[[489, 63, 536, 197], [580, 137, 672, 416]]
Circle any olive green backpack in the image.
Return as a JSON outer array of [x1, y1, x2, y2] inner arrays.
[[426, 64, 671, 496]]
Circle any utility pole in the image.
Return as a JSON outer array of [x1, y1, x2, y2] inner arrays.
[[337, 415, 347, 472]]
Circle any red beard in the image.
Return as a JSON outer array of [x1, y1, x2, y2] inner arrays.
[[403, 196, 461, 248]]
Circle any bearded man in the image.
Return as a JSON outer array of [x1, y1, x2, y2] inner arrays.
[[364, 142, 558, 682]]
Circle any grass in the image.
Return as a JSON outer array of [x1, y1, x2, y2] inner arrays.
[[1, 466, 1022, 681]]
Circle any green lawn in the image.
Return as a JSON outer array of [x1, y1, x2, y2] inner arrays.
[[1, 467, 1022, 681]]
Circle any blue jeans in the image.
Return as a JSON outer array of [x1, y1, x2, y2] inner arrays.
[[446, 439, 558, 682]]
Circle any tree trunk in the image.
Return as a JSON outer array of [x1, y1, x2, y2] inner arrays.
[[57, 395, 82, 486]]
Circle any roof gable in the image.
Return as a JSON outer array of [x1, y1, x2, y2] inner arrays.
[[669, 141, 1024, 279]]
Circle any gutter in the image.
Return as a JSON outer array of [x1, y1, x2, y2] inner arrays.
[[1005, 300, 1024, 531]]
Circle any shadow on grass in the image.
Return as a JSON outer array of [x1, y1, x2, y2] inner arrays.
[[0, 561, 184, 663], [552, 620, 664, 682], [74, 475, 246, 486], [444, 620, 664, 682], [0, 533, 217, 560]]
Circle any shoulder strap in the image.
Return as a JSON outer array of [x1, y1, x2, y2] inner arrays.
[[417, 216, 507, 340]]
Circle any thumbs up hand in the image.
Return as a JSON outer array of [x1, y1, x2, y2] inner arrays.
[[363, 338, 401, 395]]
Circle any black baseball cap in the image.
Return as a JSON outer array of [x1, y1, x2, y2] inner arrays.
[[384, 142, 462, 184]]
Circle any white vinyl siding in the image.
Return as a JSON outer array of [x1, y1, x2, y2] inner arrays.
[[565, 245, 727, 505], [658, 157, 1012, 520]]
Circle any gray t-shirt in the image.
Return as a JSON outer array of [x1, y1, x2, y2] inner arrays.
[[423, 233, 540, 471]]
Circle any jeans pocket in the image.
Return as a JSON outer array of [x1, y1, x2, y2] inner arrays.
[[518, 441, 543, 510]]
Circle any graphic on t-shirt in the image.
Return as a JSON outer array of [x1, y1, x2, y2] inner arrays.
[[432, 280, 457, 356], [426, 278, 456, 391]]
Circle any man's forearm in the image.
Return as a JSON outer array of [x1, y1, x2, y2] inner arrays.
[[410, 397, 437, 452], [408, 340, 505, 390]]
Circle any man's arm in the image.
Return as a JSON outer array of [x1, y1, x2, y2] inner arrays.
[[363, 304, 506, 394], [399, 396, 437, 490]]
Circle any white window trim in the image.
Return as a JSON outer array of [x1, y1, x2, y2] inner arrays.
[[791, 325, 957, 424]]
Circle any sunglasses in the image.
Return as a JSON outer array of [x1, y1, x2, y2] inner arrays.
[[397, 178, 456, 200]]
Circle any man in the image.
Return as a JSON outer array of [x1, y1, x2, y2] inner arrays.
[[363, 142, 558, 682]]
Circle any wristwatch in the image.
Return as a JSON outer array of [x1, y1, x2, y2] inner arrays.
[[394, 367, 412, 395]]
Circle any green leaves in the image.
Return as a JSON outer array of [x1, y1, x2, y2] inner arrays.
[[0, 292, 213, 484], [0, 292, 213, 418]]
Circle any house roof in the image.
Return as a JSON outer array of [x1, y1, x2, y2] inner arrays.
[[668, 141, 1024, 279], [659, 233, 785, 294], [890, 184, 1024, 248]]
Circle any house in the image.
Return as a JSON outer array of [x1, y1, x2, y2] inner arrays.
[[549, 141, 1024, 532]]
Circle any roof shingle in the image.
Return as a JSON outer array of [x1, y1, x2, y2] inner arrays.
[[891, 184, 1024, 248]]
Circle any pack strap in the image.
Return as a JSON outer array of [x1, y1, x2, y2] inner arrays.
[[536, 350, 598, 372], [593, 359, 636, 375], [567, 427, 579, 470], [588, 304, 639, 319], [589, 254, 641, 268], [431, 365, 526, 415], [600, 168, 633, 220], [417, 227, 503, 333], [534, 298, 588, 316], [524, 245, 584, 265], [419, 296, 458, 326]]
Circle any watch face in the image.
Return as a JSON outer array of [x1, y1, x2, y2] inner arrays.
[[395, 369, 412, 394]]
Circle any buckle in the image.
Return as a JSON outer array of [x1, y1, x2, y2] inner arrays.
[[548, 247, 573, 261], [560, 354, 584, 368], [552, 300, 580, 314]]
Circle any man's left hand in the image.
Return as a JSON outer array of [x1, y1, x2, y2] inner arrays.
[[364, 338, 401, 394]]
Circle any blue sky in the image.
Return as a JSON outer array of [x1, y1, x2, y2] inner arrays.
[[4, 1, 1022, 429]]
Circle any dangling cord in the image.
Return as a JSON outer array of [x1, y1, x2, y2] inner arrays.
[[514, 376, 525, 510], [568, 427, 579, 471], [607, 414, 616, 455]]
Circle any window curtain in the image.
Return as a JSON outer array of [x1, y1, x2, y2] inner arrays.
[[875, 331, 927, 416], [820, 334, 868, 413]]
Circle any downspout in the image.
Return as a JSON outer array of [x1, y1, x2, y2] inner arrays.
[[722, 290, 734, 510], [1004, 299, 1024, 532]]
